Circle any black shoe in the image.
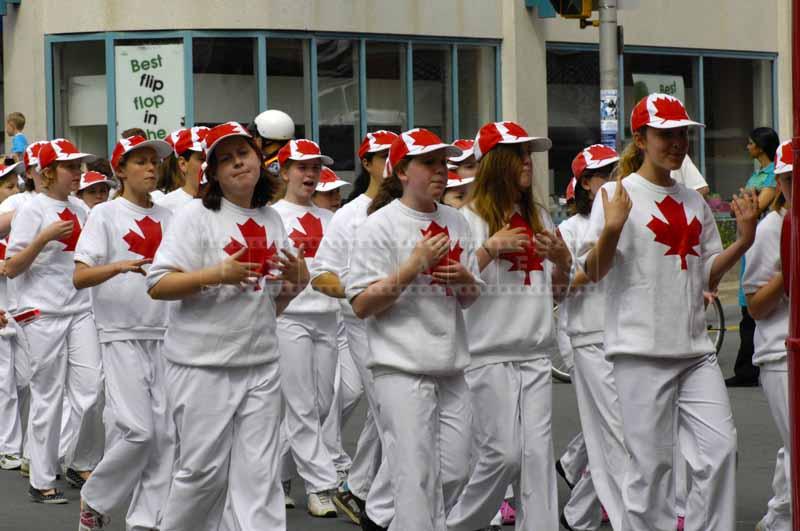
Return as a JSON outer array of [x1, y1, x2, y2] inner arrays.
[[64, 468, 86, 489], [28, 486, 68, 504], [355, 495, 387, 531], [725, 376, 759, 388], [555, 460, 574, 490], [560, 512, 575, 531]]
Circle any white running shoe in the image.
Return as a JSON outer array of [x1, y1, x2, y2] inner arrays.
[[307, 491, 338, 518], [0, 454, 22, 470]]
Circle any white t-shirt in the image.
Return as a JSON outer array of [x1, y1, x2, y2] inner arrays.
[[0, 191, 35, 215], [670, 155, 709, 192], [311, 193, 372, 319], [150, 190, 166, 202], [272, 199, 338, 315], [147, 198, 288, 368], [75, 198, 172, 343], [742, 210, 788, 365], [6, 194, 91, 316], [580, 173, 722, 358], [156, 188, 195, 213], [559, 213, 606, 348], [459, 205, 556, 368], [346, 199, 482, 376]]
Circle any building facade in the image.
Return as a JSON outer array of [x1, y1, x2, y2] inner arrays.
[[1, 0, 793, 200]]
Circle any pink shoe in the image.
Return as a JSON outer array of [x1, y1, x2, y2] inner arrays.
[[500, 500, 516, 525], [676, 515, 685, 531], [601, 506, 609, 524]]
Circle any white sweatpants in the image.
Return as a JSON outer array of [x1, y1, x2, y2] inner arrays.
[[81, 340, 174, 530], [565, 344, 627, 530], [759, 360, 791, 531], [320, 316, 363, 473], [161, 360, 285, 531], [560, 431, 588, 486], [447, 359, 558, 531], [376, 371, 471, 531], [0, 331, 26, 456], [26, 312, 104, 490], [612, 353, 736, 531], [278, 312, 339, 494]]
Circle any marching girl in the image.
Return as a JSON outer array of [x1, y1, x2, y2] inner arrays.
[[5, 139, 104, 503], [0, 141, 50, 236], [272, 139, 341, 517], [445, 121, 569, 531], [443, 139, 478, 209], [76, 171, 115, 210], [157, 126, 210, 212], [558, 145, 627, 531], [346, 128, 481, 531], [73, 136, 175, 530], [146, 122, 308, 530], [580, 93, 758, 530], [310, 130, 398, 527], [744, 140, 792, 531]]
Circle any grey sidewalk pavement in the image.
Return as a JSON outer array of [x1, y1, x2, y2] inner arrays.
[[0, 303, 781, 530]]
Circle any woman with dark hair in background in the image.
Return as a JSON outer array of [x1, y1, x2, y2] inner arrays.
[[726, 126, 780, 388]]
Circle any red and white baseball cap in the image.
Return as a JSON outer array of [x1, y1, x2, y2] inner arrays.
[[564, 177, 577, 202], [446, 170, 475, 189], [37, 139, 97, 172], [630, 93, 704, 132], [0, 161, 24, 180], [202, 122, 252, 160], [572, 144, 620, 180], [79, 171, 116, 191], [473, 121, 552, 161], [167, 126, 210, 156], [316, 166, 350, 192], [23, 140, 50, 171], [449, 139, 475, 163], [278, 139, 333, 167], [775, 139, 793, 175], [111, 136, 173, 174], [384, 128, 462, 178], [358, 130, 399, 159]]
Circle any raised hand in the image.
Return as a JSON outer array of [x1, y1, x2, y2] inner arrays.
[[601, 176, 632, 233]]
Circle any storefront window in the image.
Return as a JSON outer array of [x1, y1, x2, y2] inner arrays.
[[52, 41, 108, 157], [267, 38, 309, 139], [458, 45, 496, 140], [413, 44, 452, 140], [193, 37, 257, 126], [366, 41, 407, 134], [317, 39, 359, 174], [704, 57, 774, 199]]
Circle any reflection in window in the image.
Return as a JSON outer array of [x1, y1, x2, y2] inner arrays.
[[413, 44, 452, 140], [317, 39, 359, 174], [52, 41, 108, 157], [704, 58, 773, 199], [366, 42, 407, 134], [193, 38, 257, 126], [458, 46, 496, 140], [267, 39, 309, 139]]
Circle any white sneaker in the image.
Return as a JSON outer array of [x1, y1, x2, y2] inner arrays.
[[0, 454, 22, 470], [282, 480, 295, 509], [307, 491, 338, 518]]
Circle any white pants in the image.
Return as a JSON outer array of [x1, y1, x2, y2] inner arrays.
[[564, 344, 627, 530], [320, 316, 363, 473], [26, 312, 104, 489], [81, 340, 174, 530], [278, 312, 339, 494], [161, 360, 285, 531], [447, 359, 558, 531], [613, 353, 736, 531], [376, 371, 471, 531], [560, 431, 588, 485], [0, 331, 27, 456], [759, 361, 791, 531]]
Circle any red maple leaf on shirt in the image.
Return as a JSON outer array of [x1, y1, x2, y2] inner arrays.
[[223, 218, 278, 289], [498, 213, 543, 286], [420, 221, 463, 295], [122, 216, 163, 260], [288, 212, 323, 258], [57, 208, 81, 252], [0, 239, 6, 260], [652, 96, 690, 123], [646, 196, 702, 270]]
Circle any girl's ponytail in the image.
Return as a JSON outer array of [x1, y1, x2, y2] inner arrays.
[[617, 137, 645, 179]]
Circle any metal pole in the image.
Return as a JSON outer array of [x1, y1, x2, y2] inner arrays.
[[788, 0, 800, 525], [599, 0, 619, 149]]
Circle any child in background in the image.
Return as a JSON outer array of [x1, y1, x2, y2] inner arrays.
[[745, 140, 792, 531], [6, 112, 28, 162], [441, 170, 474, 209], [312, 166, 350, 212], [76, 172, 115, 210], [0, 160, 22, 204], [0, 141, 50, 237], [73, 135, 175, 531], [157, 126, 209, 212]]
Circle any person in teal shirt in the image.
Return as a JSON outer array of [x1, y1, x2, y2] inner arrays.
[[726, 127, 779, 387]]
